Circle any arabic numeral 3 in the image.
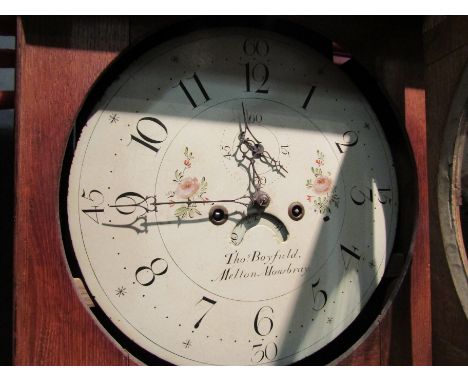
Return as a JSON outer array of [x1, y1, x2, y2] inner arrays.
[[311, 279, 328, 311]]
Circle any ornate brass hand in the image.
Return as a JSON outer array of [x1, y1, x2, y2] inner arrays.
[[236, 102, 288, 207]]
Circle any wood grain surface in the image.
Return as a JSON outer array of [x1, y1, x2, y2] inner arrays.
[[14, 16, 131, 365], [405, 88, 432, 365], [423, 15, 468, 366]]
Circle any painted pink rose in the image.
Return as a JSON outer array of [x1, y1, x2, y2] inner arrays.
[[176, 177, 200, 199], [312, 175, 332, 194]]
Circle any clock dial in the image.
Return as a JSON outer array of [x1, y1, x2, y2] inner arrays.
[[66, 28, 398, 365]]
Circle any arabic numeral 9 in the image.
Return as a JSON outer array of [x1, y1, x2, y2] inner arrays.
[[230, 232, 240, 245]]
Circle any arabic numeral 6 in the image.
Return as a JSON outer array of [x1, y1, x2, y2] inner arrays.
[[254, 306, 274, 336]]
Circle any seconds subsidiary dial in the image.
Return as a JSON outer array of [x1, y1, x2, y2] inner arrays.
[[66, 27, 398, 365]]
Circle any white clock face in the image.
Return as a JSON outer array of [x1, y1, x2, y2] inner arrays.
[[66, 27, 398, 365]]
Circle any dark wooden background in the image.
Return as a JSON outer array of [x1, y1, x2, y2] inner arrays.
[[423, 16, 468, 365], [0, 15, 16, 366], [12, 15, 453, 365]]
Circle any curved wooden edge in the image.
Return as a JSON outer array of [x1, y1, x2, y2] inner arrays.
[[438, 61, 468, 317], [13, 15, 131, 366]]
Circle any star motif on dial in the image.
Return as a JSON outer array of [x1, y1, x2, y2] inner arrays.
[[182, 339, 192, 349], [115, 286, 127, 297], [364, 122, 370, 129], [368, 260, 375, 268], [326, 317, 334, 324], [109, 113, 119, 124]]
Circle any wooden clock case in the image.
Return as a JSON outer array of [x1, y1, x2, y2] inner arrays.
[[13, 16, 431, 365], [423, 16, 468, 365]]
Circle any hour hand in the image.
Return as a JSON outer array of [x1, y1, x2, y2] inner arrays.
[[239, 102, 287, 175], [259, 149, 288, 176], [108, 194, 251, 213], [240, 102, 261, 145]]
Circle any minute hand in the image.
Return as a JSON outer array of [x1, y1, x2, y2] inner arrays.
[[241, 103, 287, 175]]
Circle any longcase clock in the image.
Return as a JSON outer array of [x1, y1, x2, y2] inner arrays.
[[14, 16, 431, 365]]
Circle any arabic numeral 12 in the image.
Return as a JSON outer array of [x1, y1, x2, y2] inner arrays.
[[245, 62, 269, 94]]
